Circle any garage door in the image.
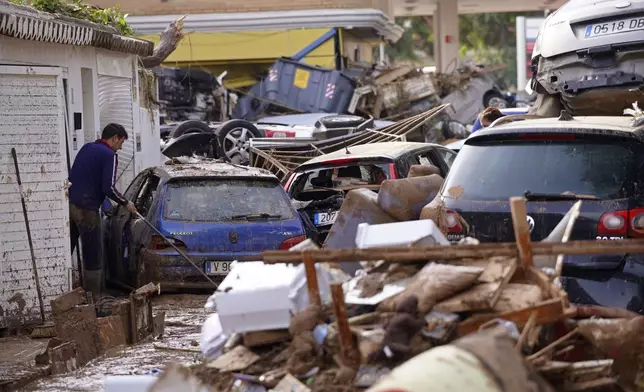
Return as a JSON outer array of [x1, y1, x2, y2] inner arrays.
[[0, 66, 71, 328], [98, 75, 136, 191]]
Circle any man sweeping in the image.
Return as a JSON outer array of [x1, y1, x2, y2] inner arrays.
[[68, 123, 137, 298]]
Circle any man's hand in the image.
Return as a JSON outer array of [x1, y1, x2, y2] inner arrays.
[[126, 201, 138, 214]]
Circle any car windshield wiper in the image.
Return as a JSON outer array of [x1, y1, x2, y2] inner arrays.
[[231, 213, 284, 221], [524, 190, 599, 201]]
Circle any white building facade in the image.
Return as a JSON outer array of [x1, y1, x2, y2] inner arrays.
[[0, 1, 161, 329]]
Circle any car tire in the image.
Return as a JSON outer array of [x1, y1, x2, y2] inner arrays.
[[216, 119, 262, 164], [316, 114, 366, 129], [169, 120, 212, 139]]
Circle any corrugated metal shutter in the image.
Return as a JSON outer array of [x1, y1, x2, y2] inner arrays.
[[0, 67, 70, 328], [98, 75, 135, 191]]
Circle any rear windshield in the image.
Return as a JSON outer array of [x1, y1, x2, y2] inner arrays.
[[291, 161, 392, 201], [163, 178, 296, 222], [442, 139, 638, 201]]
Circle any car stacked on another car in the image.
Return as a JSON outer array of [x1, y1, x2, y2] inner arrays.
[[285, 142, 457, 244], [531, 0, 644, 115], [437, 113, 644, 313], [104, 161, 305, 291]]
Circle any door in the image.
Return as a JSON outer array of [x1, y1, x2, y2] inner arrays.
[[98, 75, 136, 193], [106, 170, 148, 281], [0, 66, 70, 328]]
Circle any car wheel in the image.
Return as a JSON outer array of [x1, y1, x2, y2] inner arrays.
[[169, 120, 212, 139], [216, 119, 262, 164], [483, 91, 507, 109], [317, 114, 366, 129]]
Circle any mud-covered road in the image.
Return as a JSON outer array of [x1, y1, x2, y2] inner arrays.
[[20, 294, 210, 392]]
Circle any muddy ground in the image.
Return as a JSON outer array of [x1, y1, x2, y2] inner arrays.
[[19, 294, 210, 392]]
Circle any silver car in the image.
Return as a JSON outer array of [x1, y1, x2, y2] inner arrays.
[[532, 0, 644, 114]]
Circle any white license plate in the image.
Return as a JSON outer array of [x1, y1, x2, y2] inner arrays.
[[205, 261, 232, 275], [585, 17, 644, 38], [314, 211, 338, 226]]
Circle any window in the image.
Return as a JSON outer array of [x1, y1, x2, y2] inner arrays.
[[437, 148, 457, 167], [136, 174, 160, 216], [163, 178, 296, 222], [291, 161, 393, 201], [442, 138, 638, 201]]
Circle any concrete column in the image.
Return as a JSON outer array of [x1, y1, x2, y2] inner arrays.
[[433, 0, 459, 73], [379, 42, 386, 66]]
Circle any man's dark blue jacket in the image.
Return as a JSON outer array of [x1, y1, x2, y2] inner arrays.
[[68, 140, 129, 211]]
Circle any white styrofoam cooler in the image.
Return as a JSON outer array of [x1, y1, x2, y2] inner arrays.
[[213, 261, 333, 335], [355, 220, 449, 248]]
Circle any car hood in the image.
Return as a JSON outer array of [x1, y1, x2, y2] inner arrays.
[[536, 0, 644, 59]]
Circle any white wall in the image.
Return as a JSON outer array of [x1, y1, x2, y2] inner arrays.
[[0, 36, 162, 184]]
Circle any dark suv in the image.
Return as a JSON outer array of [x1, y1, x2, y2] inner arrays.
[[438, 114, 644, 313]]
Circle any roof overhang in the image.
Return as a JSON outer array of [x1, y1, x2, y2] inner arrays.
[[0, 0, 154, 56], [394, 0, 567, 16], [127, 9, 404, 43]]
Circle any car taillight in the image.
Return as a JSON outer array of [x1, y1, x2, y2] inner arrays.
[[280, 235, 306, 250], [323, 158, 357, 165], [265, 129, 296, 138], [388, 163, 397, 179], [519, 133, 576, 141], [149, 234, 187, 250], [445, 210, 463, 233], [284, 173, 297, 191], [597, 208, 644, 238]]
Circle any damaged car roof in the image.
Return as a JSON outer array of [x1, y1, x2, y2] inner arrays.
[[159, 162, 277, 179], [472, 115, 644, 140], [299, 142, 440, 167]]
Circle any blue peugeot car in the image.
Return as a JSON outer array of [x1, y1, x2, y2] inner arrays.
[[104, 161, 305, 291]]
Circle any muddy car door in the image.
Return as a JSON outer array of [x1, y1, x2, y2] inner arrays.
[[105, 171, 148, 282]]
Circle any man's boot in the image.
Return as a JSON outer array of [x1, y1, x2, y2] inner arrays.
[[83, 269, 104, 301]]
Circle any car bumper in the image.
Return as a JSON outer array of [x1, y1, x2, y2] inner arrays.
[[139, 249, 259, 291], [561, 253, 644, 314]]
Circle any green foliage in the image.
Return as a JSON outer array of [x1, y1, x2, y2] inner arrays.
[[387, 17, 433, 61], [388, 12, 542, 89], [8, 0, 133, 36]]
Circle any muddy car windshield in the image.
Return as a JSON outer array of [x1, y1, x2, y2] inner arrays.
[[163, 178, 295, 222], [442, 139, 636, 201], [292, 162, 392, 200]]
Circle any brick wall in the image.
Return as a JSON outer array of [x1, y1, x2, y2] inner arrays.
[[95, 0, 392, 16]]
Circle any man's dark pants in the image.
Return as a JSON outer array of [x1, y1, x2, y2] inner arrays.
[[69, 203, 104, 295]]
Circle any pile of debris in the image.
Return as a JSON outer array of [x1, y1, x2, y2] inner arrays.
[[249, 106, 450, 183], [348, 62, 502, 141], [131, 168, 644, 391], [11, 283, 165, 390]]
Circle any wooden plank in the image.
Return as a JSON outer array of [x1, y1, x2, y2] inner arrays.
[[262, 238, 644, 264], [331, 283, 360, 368], [510, 196, 534, 267], [304, 252, 321, 307], [374, 65, 414, 86], [457, 298, 566, 336]]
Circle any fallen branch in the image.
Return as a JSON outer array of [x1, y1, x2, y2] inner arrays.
[[141, 16, 186, 69]]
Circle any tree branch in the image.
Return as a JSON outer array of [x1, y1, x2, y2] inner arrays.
[[140, 15, 186, 69]]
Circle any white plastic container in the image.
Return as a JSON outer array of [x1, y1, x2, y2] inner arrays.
[[355, 219, 449, 249], [214, 261, 332, 335]]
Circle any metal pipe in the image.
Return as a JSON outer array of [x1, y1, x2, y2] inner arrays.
[[11, 148, 46, 322]]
